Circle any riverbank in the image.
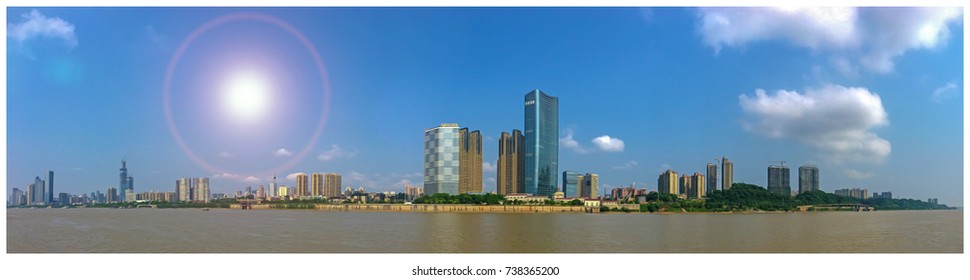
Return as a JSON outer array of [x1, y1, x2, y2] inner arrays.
[[230, 203, 599, 213]]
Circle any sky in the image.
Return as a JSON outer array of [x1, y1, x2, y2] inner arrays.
[[4, 7, 965, 206]]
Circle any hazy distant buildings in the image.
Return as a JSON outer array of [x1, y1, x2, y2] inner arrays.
[[658, 170, 679, 195], [9, 188, 25, 206], [928, 198, 938, 205], [174, 177, 210, 203], [524, 89, 559, 197], [871, 191, 893, 199], [835, 188, 869, 200], [311, 173, 324, 197], [458, 128, 483, 194], [106, 187, 118, 203], [295, 173, 309, 197], [28, 176, 46, 205], [579, 173, 598, 199], [424, 123, 461, 195], [706, 163, 717, 195], [269, 175, 278, 197], [278, 186, 289, 197], [404, 185, 424, 200], [679, 175, 690, 198], [562, 171, 580, 198], [324, 173, 342, 198], [721, 157, 733, 190], [767, 165, 791, 196], [497, 130, 525, 195], [798, 165, 819, 194], [119, 160, 134, 201]]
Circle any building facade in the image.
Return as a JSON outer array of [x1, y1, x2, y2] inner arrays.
[[29, 176, 46, 205], [424, 124, 460, 195], [706, 163, 717, 195], [767, 165, 791, 196], [561, 171, 580, 198], [579, 173, 598, 199], [524, 89, 559, 197], [311, 173, 324, 197], [658, 169, 679, 195], [798, 165, 819, 194], [324, 173, 342, 197], [295, 173, 309, 197], [690, 172, 706, 199], [192, 177, 210, 203], [47, 171, 54, 204], [458, 128, 483, 194], [497, 130, 525, 195], [721, 157, 733, 190], [176, 178, 192, 202], [834, 188, 869, 200]]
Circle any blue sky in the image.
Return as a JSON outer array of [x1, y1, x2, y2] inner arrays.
[[5, 7, 964, 206]]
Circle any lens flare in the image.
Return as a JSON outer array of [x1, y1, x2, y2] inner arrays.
[[222, 69, 271, 123]]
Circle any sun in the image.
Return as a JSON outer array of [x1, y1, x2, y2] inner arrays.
[[221, 69, 271, 122]]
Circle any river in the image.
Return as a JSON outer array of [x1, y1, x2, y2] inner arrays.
[[6, 208, 962, 253]]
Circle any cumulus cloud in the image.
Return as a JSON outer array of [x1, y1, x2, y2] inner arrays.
[[273, 148, 293, 157], [242, 176, 260, 183], [559, 129, 588, 154], [8, 9, 78, 49], [613, 160, 638, 170], [215, 172, 262, 183], [285, 172, 304, 181], [844, 169, 875, 180], [697, 7, 962, 73], [931, 82, 960, 103], [482, 162, 497, 172], [318, 145, 357, 161], [739, 84, 891, 163], [592, 135, 625, 152]]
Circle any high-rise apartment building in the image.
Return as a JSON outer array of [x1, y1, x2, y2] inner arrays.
[[106, 187, 118, 203], [311, 173, 324, 196], [193, 177, 210, 203], [524, 89, 559, 197], [690, 172, 706, 199], [459, 128, 483, 194], [834, 188, 869, 200], [176, 178, 192, 202], [497, 130, 525, 195], [658, 169, 679, 195], [768, 165, 791, 196], [579, 173, 598, 198], [706, 163, 717, 195], [721, 157, 733, 190], [324, 173, 342, 197], [424, 124, 460, 195], [278, 186, 289, 197], [679, 174, 691, 196], [29, 176, 46, 205], [562, 171, 580, 198], [404, 185, 424, 200], [295, 173, 309, 197], [798, 165, 819, 194]]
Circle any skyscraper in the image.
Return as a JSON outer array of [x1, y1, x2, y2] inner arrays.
[[192, 177, 210, 203], [524, 89, 558, 197], [497, 130, 525, 195], [562, 171, 580, 198], [269, 175, 278, 197], [47, 170, 54, 204], [29, 177, 46, 205], [798, 165, 819, 194], [768, 165, 791, 196], [296, 173, 309, 197], [658, 170, 679, 195], [311, 173, 324, 196], [721, 157, 733, 190], [579, 173, 598, 198], [679, 174, 691, 196], [690, 172, 706, 199], [706, 163, 717, 195], [424, 123, 460, 195], [324, 173, 342, 197], [119, 160, 129, 201], [458, 128, 483, 194], [106, 187, 118, 203], [176, 178, 192, 202]]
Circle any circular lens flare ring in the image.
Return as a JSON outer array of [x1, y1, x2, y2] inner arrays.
[[163, 13, 331, 177]]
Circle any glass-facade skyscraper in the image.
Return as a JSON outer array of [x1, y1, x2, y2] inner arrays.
[[562, 171, 579, 198], [119, 160, 129, 201], [424, 123, 460, 195], [524, 89, 558, 197]]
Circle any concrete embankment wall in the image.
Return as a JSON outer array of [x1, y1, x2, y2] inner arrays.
[[316, 204, 599, 213]]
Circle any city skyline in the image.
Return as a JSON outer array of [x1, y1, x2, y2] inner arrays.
[[5, 7, 964, 206]]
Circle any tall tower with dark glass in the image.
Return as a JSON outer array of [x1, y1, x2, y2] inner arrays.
[[47, 171, 54, 204], [524, 89, 558, 197], [119, 160, 129, 201]]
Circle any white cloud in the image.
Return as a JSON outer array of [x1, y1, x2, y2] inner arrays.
[[243, 176, 260, 183], [218, 151, 233, 158], [613, 160, 638, 170], [482, 162, 497, 172], [739, 84, 891, 163], [285, 172, 304, 181], [697, 7, 962, 73], [215, 172, 262, 183], [8, 9, 78, 49], [844, 169, 875, 180], [592, 135, 625, 152], [559, 129, 588, 154], [318, 145, 357, 161], [273, 148, 292, 157], [931, 82, 959, 103]]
